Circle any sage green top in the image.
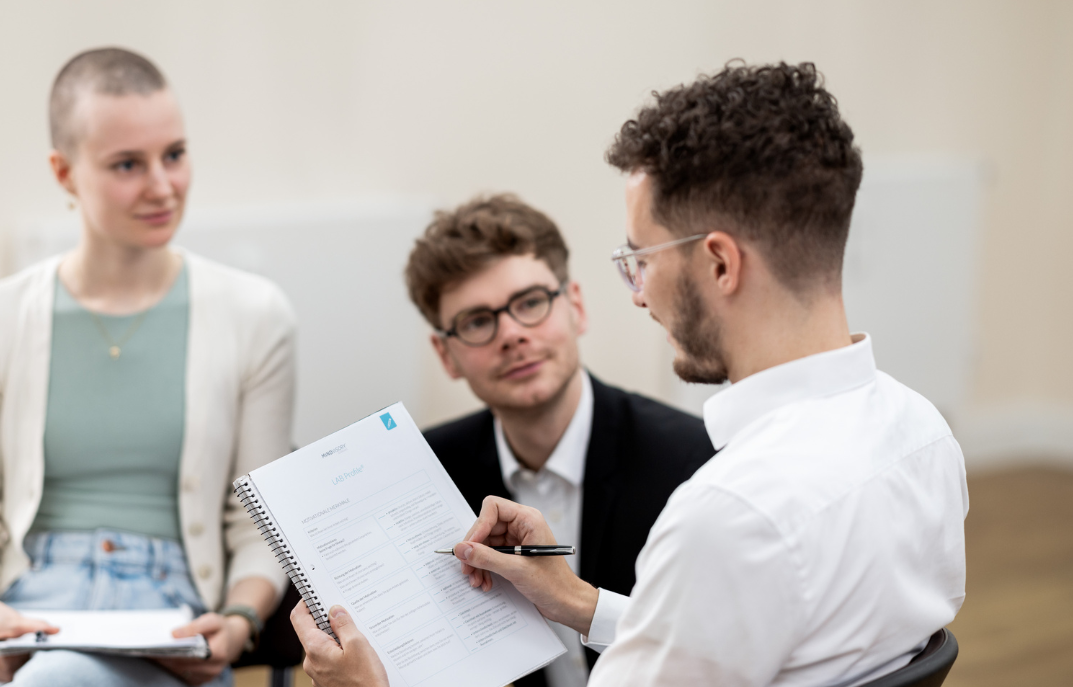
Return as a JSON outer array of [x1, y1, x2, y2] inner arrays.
[[31, 265, 189, 541]]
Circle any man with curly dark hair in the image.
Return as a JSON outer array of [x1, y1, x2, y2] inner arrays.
[[444, 62, 968, 686], [291, 62, 968, 687]]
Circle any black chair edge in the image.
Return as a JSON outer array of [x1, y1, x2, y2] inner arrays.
[[860, 628, 959, 687], [231, 582, 304, 671]]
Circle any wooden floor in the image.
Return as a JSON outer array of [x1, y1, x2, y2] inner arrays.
[[233, 665, 313, 687], [235, 466, 1073, 687], [943, 466, 1073, 686]]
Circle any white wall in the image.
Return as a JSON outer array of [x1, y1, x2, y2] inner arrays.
[[843, 158, 984, 418], [10, 201, 435, 447], [2, 1, 1071, 468]]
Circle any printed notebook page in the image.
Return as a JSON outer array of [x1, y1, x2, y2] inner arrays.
[[247, 402, 566, 687]]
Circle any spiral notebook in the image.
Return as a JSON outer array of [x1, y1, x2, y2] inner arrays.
[[234, 403, 565, 687]]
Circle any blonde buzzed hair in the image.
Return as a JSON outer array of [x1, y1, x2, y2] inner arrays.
[[49, 47, 167, 155]]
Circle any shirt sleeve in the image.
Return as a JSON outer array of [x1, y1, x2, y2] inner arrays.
[[586, 484, 805, 687], [580, 588, 631, 653]]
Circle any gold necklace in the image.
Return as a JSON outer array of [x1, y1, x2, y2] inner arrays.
[[88, 309, 150, 360]]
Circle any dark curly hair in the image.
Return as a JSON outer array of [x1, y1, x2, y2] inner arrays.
[[606, 61, 863, 290], [405, 194, 570, 329]]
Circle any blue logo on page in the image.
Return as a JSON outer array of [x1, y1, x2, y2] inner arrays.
[[380, 413, 397, 430]]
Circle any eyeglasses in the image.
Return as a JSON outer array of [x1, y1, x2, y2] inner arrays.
[[610, 234, 707, 292], [439, 284, 565, 346]]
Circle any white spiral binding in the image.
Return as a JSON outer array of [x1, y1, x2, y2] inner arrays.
[[233, 476, 338, 641]]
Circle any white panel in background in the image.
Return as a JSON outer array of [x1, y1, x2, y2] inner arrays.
[[11, 200, 434, 447], [668, 157, 984, 419], [843, 158, 983, 416]]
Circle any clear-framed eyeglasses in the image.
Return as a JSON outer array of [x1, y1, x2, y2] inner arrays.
[[610, 234, 708, 292], [438, 284, 566, 347]]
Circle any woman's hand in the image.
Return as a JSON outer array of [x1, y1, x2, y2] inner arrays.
[[155, 576, 275, 684], [156, 612, 249, 685], [291, 601, 388, 687], [0, 603, 59, 641], [0, 603, 59, 681]]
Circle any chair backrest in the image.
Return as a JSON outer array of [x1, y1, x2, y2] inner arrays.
[[859, 628, 959, 687], [232, 582, 304, 670]]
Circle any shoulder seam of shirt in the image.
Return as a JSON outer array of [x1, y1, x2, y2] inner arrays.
[[804, 432, 960, 524], [685, 430, 958, 591], [706, 431, 958, 547]]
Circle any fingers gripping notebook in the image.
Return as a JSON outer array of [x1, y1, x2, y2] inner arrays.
[[234, 403, 565, 687]]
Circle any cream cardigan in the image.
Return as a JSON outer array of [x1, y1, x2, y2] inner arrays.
[[0, 251, 294, 610]]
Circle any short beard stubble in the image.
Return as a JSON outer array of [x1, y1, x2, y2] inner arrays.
[[669, 270, 729, 385]]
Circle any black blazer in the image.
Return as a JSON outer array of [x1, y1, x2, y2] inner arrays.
[[424, 374, 715, 683]]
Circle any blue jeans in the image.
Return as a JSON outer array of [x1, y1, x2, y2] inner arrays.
[[1, 530, 232, 687]]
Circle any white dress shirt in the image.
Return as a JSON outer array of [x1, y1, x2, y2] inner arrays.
[[494, 371, 593, 687], [583, 335, 968, 687]]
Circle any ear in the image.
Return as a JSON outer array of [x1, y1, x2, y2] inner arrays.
[[565, 281, 588, 337], [701, 231, 744, 296], [49, 149, 76, 195], [430, 333, 464, 380]]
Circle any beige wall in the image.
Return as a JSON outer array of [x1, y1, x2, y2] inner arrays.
[[2, 1, 1071, 449]]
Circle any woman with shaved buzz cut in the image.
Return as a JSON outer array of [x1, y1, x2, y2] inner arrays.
[[0, 48, 296, 686]]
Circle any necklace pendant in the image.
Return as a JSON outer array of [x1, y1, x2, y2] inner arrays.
[[109, 345, 121, 360]]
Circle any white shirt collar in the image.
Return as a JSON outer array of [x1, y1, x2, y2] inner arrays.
[[494, 371, 593, 488], [703, 333, 877, 450]]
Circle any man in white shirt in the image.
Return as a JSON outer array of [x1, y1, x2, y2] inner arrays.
[[292, 61, 968, 687]]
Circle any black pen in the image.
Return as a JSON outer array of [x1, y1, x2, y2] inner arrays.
[[434, 545, 575, 556]]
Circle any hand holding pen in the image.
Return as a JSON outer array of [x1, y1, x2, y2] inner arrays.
[[444, 497, 600, 637], [436, 545, 575, 556]]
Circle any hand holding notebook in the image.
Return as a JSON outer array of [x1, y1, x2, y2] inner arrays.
[[234, 403, 565, 687], [0, 603, 58, 641]]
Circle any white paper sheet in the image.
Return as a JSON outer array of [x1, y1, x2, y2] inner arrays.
[[246, 402, 565, 687], [0, 606, 209, 657]]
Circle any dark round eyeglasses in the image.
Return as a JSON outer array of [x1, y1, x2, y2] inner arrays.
[[439, 284, 565, 346]]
